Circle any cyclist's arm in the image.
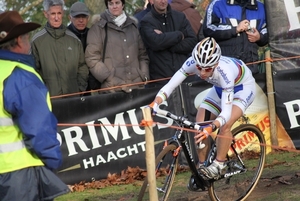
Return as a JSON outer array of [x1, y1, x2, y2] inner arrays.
[[154, 56, 196, 104]]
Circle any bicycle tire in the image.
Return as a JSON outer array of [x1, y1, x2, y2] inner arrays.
[[208, 124, 266, 201], [137, 144, 179, 201]]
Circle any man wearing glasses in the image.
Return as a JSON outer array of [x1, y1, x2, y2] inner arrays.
[[68, 2, 90, 52], [68, 2, 96, 95]]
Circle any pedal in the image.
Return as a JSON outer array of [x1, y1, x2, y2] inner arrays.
[[187, 175, 206, 191], [227, 160, 244, 171]]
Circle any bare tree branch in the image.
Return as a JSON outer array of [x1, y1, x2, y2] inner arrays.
[[19, 0, 43, 15]]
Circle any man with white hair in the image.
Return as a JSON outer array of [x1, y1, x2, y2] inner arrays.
[[31, 0, 89, 97]]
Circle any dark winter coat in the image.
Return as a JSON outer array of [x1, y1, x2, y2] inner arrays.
[[67, 23, 89, 51], [139, 4, 198, 86], [134, 2, 152, 24]]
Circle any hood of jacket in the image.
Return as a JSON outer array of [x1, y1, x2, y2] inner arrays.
[[45, 22, 67, 39], [170, 0, 196, 12], [0, 50, 36, 67]]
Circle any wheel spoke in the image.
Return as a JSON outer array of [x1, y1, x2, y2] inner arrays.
[[208, 124, 266, 201]]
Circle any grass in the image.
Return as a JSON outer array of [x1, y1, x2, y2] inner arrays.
[[55, 182, 143, 201], [55, 151, 300, 201]]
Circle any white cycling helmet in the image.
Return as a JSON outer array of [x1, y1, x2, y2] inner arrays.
[[192, 37, 221, 68]]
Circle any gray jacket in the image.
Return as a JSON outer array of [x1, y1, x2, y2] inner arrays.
[[85, 11, 149, 93]]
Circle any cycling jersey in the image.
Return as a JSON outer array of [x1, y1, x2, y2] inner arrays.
[[157, 55, 256, 127]]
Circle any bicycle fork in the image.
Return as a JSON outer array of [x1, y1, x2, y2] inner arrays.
[[177, 132, 209, 191], [156, 141, 181, 193]]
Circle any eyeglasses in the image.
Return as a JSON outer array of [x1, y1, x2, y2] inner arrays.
[[196, 64, 215, 72]]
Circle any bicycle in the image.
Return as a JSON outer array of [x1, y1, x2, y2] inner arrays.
[[137, 108, 266, 201]]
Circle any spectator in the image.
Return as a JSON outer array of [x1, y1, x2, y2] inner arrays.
[[134, 0, 153, 24], [68, 2, 90, 52], [67, 1, 100, 94], [0, 11, 69, 200], [31, 0, 89, 97], [170, 0, 203, 41], [139, 0, 198, 87], [85, 0, 149, 93], [202, 0, 268, 74]]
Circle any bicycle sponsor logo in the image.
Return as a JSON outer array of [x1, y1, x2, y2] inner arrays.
[[224, 170, 242, 178], [184, 141, 194, 162]]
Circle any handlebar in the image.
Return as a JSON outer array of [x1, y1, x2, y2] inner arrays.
[[156, 108, 200, 130], [156, 108, 213, 131], [156, 108, 213, 149]]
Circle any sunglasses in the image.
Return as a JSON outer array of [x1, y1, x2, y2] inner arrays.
[[196, 64, 215, 72]]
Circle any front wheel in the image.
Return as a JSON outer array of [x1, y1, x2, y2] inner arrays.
[[208, 124, 266, 201], [137, 144, 179, 201]]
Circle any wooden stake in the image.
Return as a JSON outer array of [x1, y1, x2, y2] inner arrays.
[[265, 49, 278, 148], [142, 107, 158, 201]]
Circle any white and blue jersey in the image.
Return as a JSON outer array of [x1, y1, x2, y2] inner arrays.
[[157, 55, 256, 127]]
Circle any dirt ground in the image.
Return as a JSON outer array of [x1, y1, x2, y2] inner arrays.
[[170, 171, 300, 201], [168, 153, 300, 201]]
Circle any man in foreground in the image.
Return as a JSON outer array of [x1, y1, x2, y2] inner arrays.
[[0, 11, 69, 200]]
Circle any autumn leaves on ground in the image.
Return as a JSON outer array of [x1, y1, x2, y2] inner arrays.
[[57, 150, 300, 201]]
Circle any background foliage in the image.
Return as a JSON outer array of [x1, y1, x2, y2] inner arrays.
[[1, 0, 210, 27]]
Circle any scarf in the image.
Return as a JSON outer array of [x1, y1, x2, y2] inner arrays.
[[113, 11, 127, 27], [106, 10, 127, 27]]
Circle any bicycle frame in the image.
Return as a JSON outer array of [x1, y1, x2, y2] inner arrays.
[[159, 110, 253, 189], [138, 108, 266, 201], [160, 117, 212, 191]]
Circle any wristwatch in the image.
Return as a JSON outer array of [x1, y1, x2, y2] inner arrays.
[[211, 123, 217, 132]]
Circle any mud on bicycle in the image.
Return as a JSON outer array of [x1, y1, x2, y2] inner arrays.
[[137, 108, 266, 201]]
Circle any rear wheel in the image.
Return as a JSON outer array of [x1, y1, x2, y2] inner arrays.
[[137, 144, 179, 201], [208, 124, 266, 201]]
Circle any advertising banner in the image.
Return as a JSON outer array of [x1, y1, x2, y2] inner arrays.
[[272, 69, 300, 148], [265, 0, 300, 71], [264, 0, 300, 148], [53, 88, 186, 184]]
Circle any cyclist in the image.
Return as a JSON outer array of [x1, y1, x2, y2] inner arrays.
[[150, 37, 256, 180]]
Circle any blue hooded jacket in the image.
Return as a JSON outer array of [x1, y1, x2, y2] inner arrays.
[[0, 50, 62, 170]]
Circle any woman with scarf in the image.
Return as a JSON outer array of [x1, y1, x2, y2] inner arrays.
[[85, 0, 149, 93]]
